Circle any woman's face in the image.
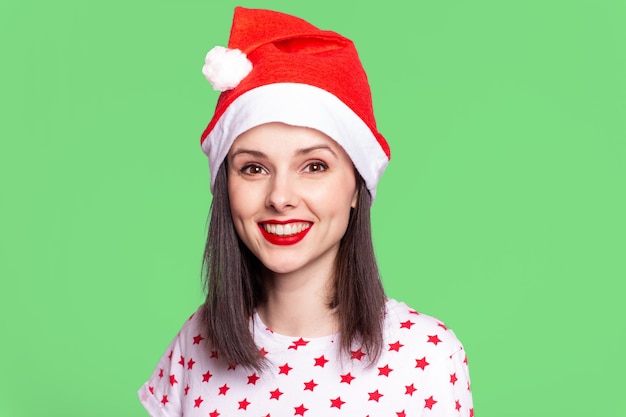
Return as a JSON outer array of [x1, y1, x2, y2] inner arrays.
[[227, 122, 357, 277]]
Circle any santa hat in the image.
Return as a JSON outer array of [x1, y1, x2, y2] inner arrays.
[[200, 7, 390, 201]]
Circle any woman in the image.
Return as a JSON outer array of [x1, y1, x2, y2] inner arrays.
[[139, 7, 473, 417]]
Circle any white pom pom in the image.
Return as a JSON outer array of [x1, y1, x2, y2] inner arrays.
[[202, 46, 253, 92]]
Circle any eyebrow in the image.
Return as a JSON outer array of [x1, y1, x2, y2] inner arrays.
[[230, 144, 338, 159]]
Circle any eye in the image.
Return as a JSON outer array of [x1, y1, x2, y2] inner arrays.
[[240, 164, 267, 175], [303, 161, 328, 173]]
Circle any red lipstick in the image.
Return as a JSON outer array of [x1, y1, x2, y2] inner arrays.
[[258, 220, 312, 246]]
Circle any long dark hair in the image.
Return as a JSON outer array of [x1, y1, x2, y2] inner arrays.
[[201, 164, 386, 370]]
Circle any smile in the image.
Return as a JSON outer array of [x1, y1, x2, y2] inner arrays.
[[258, 221, 313, 245]]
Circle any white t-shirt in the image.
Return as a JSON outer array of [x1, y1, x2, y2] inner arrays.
[[138, 299, 474, 416]]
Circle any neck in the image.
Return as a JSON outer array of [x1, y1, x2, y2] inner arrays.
[[257, 267, 338, 338]]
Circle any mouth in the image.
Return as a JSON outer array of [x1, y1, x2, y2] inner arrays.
[[258, 221, 313, 245]]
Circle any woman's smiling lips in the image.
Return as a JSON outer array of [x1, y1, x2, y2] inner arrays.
[[258, 220, 313, 245]]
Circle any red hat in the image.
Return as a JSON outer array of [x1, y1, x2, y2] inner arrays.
[[201, 7, 390, 201]]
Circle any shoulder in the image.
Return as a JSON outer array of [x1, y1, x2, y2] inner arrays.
[[383, 298, 466, 362]]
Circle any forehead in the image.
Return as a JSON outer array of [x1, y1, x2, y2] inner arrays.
[[229, 122, 343, 154]]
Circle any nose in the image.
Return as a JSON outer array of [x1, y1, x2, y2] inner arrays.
[[266, 172, 299, 212]]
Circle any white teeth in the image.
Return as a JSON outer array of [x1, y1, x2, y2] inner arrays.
[[263, 222, 310, 236]]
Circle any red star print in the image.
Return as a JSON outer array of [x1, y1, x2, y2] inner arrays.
[[192, 334, 205, 344], [178, 355, 185, 366], [340, 372, 355, 384], [288, 337, 309, 350], [409, 309, 419, 315], [169, 374, 178, 386], [415, 357, 430, 370], [279, 363, 292, 375], [330, 397, 345, 409], [238, 398, 250, 410], [294, 404, 308, 416], [378, 364, 393, 377], [209, 410, 220, 417], [148, 386, 154, 394], [160, 395, 169, 405], [351, 348, 366, 360], [187, 358, 195, 370], [400, 320, 415, 329], [218, 383, 229, 395], [437, 322, 448, 331], [210, 351, 219, 359], [247, 373, 260, 385], [450, 373, 458, 385], [259, 347, 269, 356], [269, 388, 283, 400], [464, 355, 468, 365], [424, 396, 437, 409], [314, 355, 329, 367], [427, 334, 442, 345], [184, 385, 190, 396], [396, 411, 406, 417], [227, 363, 238, 370], [202, 370, 212, 382], [468, 381, 472, 391], [303, 379, 318, 391], [405, 383, 417, 396], [455, 400, 462, 411], [388, 341, 404, 352], [158, 368, 164, 378], [194, 396, 203, 408], [167, 351, 173, 360], [470, 408, 474, 417], [368, 390, 384, 402]]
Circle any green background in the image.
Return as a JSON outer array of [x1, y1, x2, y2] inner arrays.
[[1, 0, 624, 416]]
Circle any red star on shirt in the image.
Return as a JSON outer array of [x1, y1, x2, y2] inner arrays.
[[202, 370, 212, 382], [351, 348, 366, 360], [193, 334, 205, 345], [158, 368, 164, 378], [279, 363, 292, 375], [288, 337, 309, 350], [247, 373, 260, 385], [167, 351, 173, 360], [160, 395, 169, 405], [259, 347, 269, 356], [194, 396, 203, 408], [470, 408, 474, 417], [210, 351, 219, 359], [450, 373, 458, 385], [424, 396, 437, 409], [187, 358, 195, 370], [184, 385, 190, 396], [218, 383, 229, 395], [148, 386, 154, 394], [427, 335, 442, 345], [314, 355, 329, 367], [464, 355, 468, 365], [169, 374, 178, 386], [437, 322, 448, 331], [368, 390, 384, 402], [330, 397, 345, 409], [388, 341, 404, 352], [303, 379, 318, 391], [340, 372, 355, 384], [396, 411, 406, 417], [409, 309, 419, 315], [405, 383, 417, 396], [400, 320, 414, 329], [294, 404, 308, 416], [178, 355, 185, 366], [227, 363, 238, 371], [378, 364, 393, 377], [415, 357, 430, 370], [209, 410, 220, 417], [270, 388, 283, 400], [238, 398, 250, 410], [455, 400, 462, 411]]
